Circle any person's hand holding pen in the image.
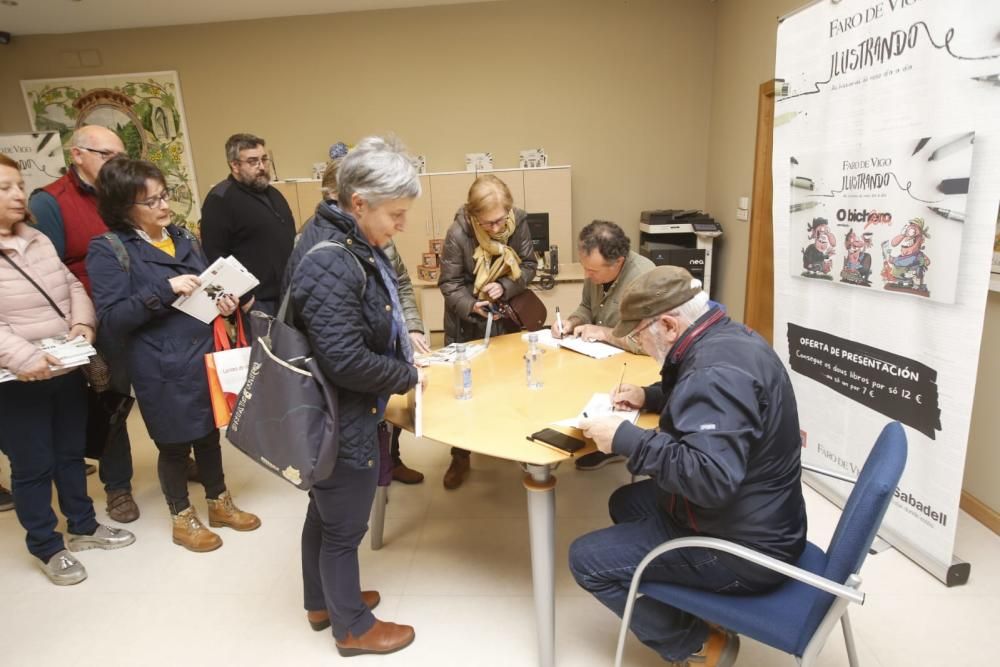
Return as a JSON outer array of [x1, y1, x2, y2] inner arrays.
[[611, 384, 645, 411], [551, 315, 580, 339]]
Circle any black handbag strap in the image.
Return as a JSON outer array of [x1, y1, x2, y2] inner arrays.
[[0, 250, 66, 319]]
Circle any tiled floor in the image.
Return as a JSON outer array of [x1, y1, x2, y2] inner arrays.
[[1, 411, 998, 666]]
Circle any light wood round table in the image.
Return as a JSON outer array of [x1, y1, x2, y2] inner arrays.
[[384, 332, 659, 667]]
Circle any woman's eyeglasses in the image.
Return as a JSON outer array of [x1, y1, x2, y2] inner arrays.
[[478, 211, 510, 230], [134, 189, 172, 208]]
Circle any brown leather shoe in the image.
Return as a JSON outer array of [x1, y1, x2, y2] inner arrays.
[[335, 619, 415, 657], [392, 463, 424, 485], [307, 591, 381, 631], [443, 454, 470, 490], [106, 489, 140, 523], [685, 627, 740, 666], [207, 491, 261, 531], [172, 506, 222, 552]]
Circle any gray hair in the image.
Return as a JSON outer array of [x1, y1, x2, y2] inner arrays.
[[337, 136, 421, 209], [225, 133, 265, 163], [667, 290, 710, 326]]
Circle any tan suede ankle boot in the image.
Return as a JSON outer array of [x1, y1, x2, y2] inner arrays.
[[207, 490, 261, 531], [172, 506, 222, 552]]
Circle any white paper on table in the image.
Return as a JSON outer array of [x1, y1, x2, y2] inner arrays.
[[553, 393, 639, 429], [520, 329, 561, 349], [557, 336, 625, 359]]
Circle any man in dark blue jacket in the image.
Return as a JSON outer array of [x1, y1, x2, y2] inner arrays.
[[570, 266, 807, 667]]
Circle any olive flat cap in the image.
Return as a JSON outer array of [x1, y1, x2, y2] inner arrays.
[[611, 266, 703, 338]]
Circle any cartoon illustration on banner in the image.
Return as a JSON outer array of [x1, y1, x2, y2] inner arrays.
[[790, 132, 974, 303]]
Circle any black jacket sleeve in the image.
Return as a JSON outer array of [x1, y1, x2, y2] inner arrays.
[[612, 365, 764, 508]]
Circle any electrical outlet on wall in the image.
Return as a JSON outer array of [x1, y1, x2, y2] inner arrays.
[[736, 209, 749, 221]]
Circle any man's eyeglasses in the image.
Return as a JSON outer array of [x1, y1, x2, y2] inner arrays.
[[78, 146, 123, 162], [234, 156, 271, 168], [626, 318, 656, 346], [134, 189, 172, 209]]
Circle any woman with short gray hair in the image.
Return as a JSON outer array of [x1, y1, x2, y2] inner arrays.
[[283, 135, 422, 656]]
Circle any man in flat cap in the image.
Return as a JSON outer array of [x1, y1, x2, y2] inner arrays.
[[569, 266, 807, 667]]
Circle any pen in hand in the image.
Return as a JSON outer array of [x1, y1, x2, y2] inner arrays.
[[613, 363, 627, 412]]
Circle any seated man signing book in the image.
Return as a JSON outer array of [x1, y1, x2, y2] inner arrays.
[[569, 266, 807, 667], [552, 220, 655, 469]]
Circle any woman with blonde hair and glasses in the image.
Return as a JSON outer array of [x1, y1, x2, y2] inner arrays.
[[438, 174, 537, 489]]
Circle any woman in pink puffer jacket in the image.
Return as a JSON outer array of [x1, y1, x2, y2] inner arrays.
[[0, 153, 134, 586]]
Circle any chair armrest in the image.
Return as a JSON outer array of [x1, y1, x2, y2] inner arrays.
[[802, 463, 858, 485], [635, 536, 864, 605]]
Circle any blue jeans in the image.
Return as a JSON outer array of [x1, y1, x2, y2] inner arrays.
[[569, 480, 775, 662], [0, 373, 98, 561], [301, 453, 379, 641]]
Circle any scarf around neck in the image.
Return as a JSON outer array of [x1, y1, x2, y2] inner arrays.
[[471, 210, 522, 299]]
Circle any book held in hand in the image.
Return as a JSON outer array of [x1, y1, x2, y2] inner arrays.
[[172, 256, 259, 324], [0, 334, 97, 383]]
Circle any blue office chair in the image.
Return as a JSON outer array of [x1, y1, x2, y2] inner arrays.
[[614, 421, 908, 667]]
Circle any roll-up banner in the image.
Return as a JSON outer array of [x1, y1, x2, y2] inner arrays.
[[773, 0, 1000, 585]]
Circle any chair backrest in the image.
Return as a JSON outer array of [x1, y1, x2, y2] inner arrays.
[[797, 421, 907, 653]]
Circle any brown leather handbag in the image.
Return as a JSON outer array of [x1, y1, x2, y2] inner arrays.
[[499, 290, 547, 331]]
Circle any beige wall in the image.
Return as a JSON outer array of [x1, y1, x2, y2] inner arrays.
[[966, 290, 1000, 510], [0, 0, 717, 258]]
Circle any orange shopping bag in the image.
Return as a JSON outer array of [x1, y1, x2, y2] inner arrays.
[[205, 315, 251, 428]]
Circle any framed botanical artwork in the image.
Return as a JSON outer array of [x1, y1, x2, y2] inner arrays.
[[21, 71, 200, 232]]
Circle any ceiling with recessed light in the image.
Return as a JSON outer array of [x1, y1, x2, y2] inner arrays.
[[0, 0, 498, 36]]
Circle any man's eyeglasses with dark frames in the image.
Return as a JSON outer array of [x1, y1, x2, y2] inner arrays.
[[78, 146, 123, 161]]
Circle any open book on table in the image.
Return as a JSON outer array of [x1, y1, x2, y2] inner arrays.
[[552, 393, 640, 429], [521, 329, 625, 359]]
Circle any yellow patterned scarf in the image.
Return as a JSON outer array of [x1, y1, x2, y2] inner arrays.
[[471, 210, 522, 299]]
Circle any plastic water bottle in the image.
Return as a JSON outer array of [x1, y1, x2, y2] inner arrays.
[[453, 344, 472, 400], [525, 333, 544, 389]]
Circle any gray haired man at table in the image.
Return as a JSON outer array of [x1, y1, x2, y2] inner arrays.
[[569, 266, 807, 667], [551, 219, 655, 471]]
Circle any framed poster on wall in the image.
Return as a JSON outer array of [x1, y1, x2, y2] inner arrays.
[[21, 71, 200, 232]]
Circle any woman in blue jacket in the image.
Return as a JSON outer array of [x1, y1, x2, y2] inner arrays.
[[86, 157, 260, 553], [285, 137, 421, 657]]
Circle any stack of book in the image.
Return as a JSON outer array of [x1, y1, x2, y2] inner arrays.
[[0, 335, 97, 383]]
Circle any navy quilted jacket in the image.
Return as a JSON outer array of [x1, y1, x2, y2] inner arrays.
[[283, 202, 418, 471]]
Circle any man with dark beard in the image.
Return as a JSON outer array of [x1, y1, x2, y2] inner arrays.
[[200, 133, 295, 315]]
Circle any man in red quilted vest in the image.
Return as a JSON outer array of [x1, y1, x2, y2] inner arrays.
[[29, 125, 139, 523]]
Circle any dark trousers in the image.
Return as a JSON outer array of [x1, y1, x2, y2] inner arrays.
[[153, 429, 226, 515], [569, 480, 780, 662], [252, 298, 278, 318], [94, 334, 134, 492], [302, 453, 379, 641], [0, 373, 98, 561]]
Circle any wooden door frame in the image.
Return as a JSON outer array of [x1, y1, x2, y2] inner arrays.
[[744, 80, 777, 344]]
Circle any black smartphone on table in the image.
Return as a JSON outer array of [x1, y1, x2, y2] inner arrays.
[[528, 428, 585, 454]]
